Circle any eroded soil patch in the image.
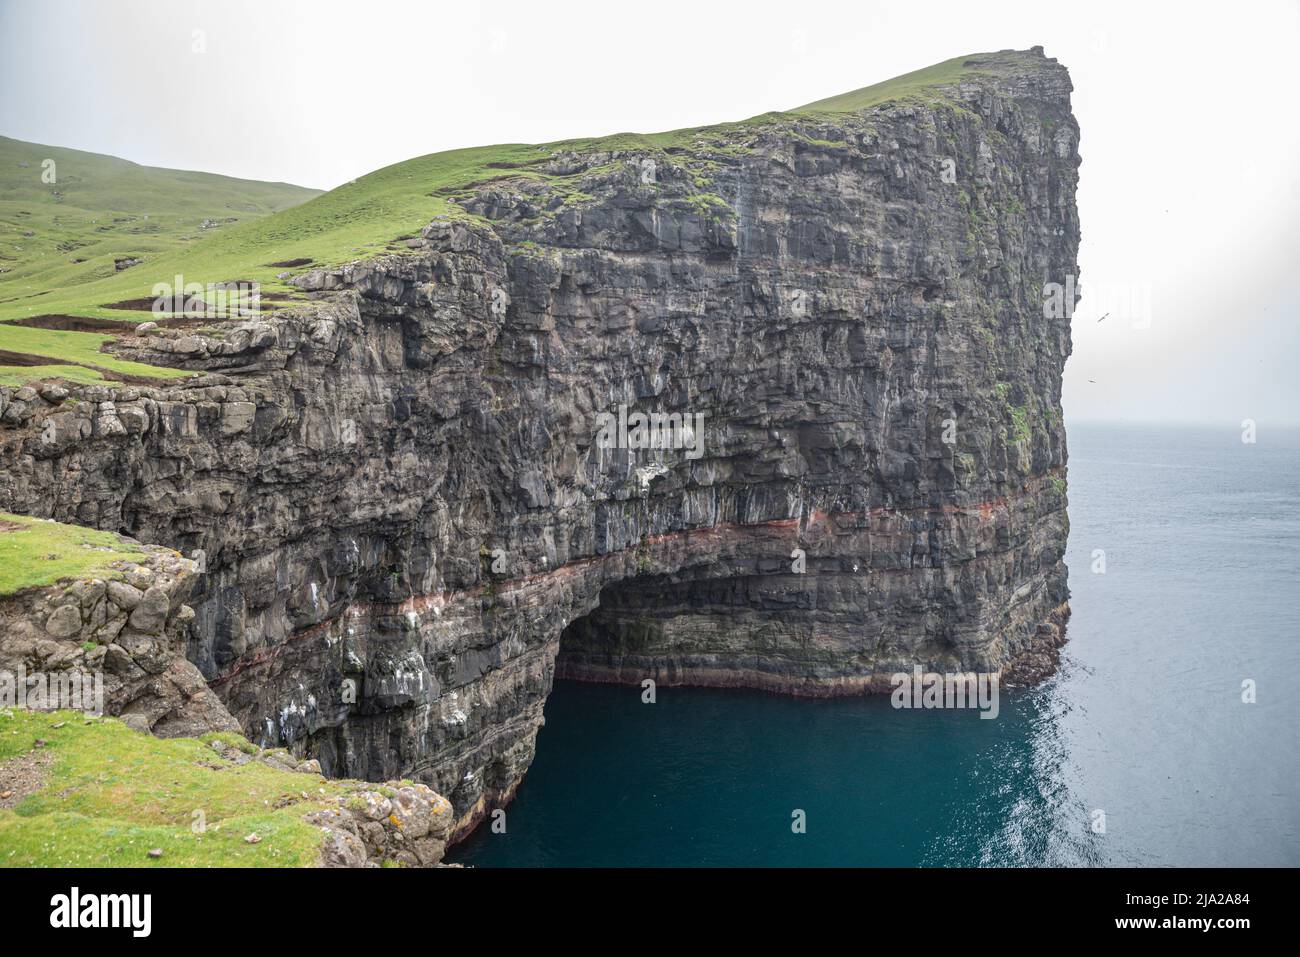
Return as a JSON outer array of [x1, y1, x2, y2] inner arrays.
[[0, 748, 53, 809]]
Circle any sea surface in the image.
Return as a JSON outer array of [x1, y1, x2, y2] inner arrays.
[[449, 423, 1300, 866]]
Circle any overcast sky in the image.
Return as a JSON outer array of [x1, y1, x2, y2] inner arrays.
[[2, 0, 1297, 427]]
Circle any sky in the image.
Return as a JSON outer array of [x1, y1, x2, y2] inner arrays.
[[1, 0, 1297, 427]]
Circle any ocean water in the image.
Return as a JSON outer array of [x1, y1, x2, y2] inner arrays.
[[449, 423, 1300, 867]]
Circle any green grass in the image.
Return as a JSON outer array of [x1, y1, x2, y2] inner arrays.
[[0, 140, 580, 331], [0, 710, 348, 867], [0, 49, 1045, 383], [1010, 404, 1033, 444], [0, 134, 319, 383], [0, 134, 318, 311], [0, 512, 147, 596], [792, 51, 1016, 114], [0, 363, 109, 387], [0, 323, 191, 382]]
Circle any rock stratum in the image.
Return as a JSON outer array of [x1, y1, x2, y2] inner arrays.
[[0, 49, 1079, 843]]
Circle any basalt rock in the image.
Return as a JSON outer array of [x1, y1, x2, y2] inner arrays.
[[0, 49, 1079, 841]]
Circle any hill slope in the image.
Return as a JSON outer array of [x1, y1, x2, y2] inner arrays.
[[0, 136, 320, 382]]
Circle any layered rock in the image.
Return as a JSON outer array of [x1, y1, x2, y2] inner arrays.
[[0, 49, 1079, 839]]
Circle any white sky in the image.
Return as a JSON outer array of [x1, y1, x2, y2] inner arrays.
[[2, 0, 1297, 426]]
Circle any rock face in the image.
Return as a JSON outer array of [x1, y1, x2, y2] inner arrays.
[[0, 49, 1079, 840]]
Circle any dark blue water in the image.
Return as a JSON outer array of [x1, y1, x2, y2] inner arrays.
[[450, 423, 1300, 866]]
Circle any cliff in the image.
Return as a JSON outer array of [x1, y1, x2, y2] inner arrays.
[[0, 48, 1079, 843]]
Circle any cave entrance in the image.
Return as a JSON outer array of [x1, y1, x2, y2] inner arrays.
[[552, 568, 781, 691], [554, 577, 664, 685]]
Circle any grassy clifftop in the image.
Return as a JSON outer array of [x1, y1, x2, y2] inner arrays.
[[0, 710, 455, 867], [793, 52, 988, 113], [0, 512, 147, 596], [0, 710, 354, 866]]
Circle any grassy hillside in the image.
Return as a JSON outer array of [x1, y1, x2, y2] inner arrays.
[[793, 52, 985, 113], [0, 135, 320, 384], [3, 141, 563, 327], [0, 711, 352, 867], [0, 50, 1032, 387], [0, 322, 193, 384], [0, 135, 319, 299]]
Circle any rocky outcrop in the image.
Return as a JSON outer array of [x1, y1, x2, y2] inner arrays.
[[203, 736, 455, 867], [0, 49, 1079, 841], [0, 542, 239, 737]]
